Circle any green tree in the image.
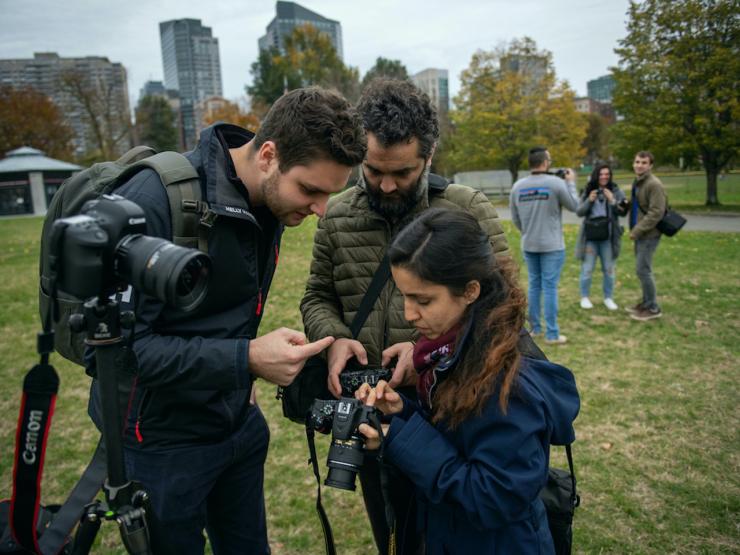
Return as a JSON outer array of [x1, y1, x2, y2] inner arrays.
[[248, 46, 291, 109], [0, 85, 74, 159], [612, 0, 739, 205], [247, 24, 360, 107], [361, 57, 409, 88], [582, 113, 612, 166], [135, 95, 179, 152], [447, 37, 586, 183]]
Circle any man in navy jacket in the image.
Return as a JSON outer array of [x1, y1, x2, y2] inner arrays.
[[87, 87, 367, 554]]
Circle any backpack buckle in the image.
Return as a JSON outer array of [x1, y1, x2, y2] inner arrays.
[[199, 208, 218, 229], [182, 199, 204, 213]]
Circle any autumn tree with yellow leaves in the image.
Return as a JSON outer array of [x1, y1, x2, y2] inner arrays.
[[446, 38, 586, 183]]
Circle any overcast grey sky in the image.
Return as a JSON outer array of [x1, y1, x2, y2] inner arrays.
[[1, 0, 631, 107]]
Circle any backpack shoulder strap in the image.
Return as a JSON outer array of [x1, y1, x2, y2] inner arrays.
[[129, 152, 210, 251], [428, 173, 450, 196]]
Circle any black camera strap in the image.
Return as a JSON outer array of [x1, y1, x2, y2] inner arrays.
[[369, 413, 397, 555], [10, 359, 59, 553], [349, 254, 391, 339], [304, 424, 336, 555], [565, 444, 579, 509], [7, 291, 107, 554]]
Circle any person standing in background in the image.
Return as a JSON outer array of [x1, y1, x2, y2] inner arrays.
[[510, 147, 578, 344]]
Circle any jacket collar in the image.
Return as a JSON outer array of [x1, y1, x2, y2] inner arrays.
[[426, 314, 475, 405], [634, 170, 653, 187], [191, 123, 260, 223]]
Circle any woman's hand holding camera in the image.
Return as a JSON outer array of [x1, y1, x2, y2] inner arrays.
[[356, 380, 402, 450]]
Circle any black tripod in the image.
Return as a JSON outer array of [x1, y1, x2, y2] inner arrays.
[[66, 295, 167, 555]]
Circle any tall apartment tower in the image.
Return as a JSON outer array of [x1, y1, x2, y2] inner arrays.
[[0, 52, 131, 158], [258, 2, 343, 60], [159, 18, 223, 149], [587, 74, 616, 103], [411, 68, 450, 118]]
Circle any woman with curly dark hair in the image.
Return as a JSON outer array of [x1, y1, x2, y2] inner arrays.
[[357, 208, 580, 554], [576, 163, 629, 310]]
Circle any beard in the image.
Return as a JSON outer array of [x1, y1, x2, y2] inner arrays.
[[260, 170, 306, 226], [366, 167, 427, 220], [260, 170, 281, 213]]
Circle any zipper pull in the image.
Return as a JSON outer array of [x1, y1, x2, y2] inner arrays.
[[256, 289, 263, 315], [135, 420, 143, 443], [274, 244, 279, 266]]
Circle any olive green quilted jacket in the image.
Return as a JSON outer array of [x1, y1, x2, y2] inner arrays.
[[300, 175, 510, 364]]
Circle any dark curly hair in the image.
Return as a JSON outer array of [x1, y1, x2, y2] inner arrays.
[[357, 78, 439, 159], [253, 87, 367, 172]]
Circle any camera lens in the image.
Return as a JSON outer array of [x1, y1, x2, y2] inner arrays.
[[325, 437, 365, 491], [115, 234, 210, 311]]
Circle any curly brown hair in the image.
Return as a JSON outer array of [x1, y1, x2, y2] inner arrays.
[[387, 209, 527, 428]]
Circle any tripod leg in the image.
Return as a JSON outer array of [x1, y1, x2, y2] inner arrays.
[[69, 505, 102, 555]]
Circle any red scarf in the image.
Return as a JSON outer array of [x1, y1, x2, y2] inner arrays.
[[413, 324, 461, 409]]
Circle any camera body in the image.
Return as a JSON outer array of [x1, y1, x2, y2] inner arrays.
[[50, 195, 210, 310], [308, 397, 380, 491], [339, 361, 392, 397], [550, 168, 567, 180]]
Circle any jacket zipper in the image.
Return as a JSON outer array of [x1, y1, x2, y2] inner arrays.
[[134, 390, 152, 443], [255, 240, 280, 316]]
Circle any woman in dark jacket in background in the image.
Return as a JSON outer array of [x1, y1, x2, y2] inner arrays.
[[576, 163, 628, 311], [357, 209, 580, 555]]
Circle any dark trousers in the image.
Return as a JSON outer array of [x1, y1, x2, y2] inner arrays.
[[124, 405, 271, 555], [359, 447, 424, 555], [635, 236, 661, 310]]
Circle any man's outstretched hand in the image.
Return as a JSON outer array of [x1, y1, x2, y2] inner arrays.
[[249, 328, 334, 386]]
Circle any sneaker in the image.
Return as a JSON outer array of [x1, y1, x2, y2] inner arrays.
[[580, 297, 593, 309], [603, 298, 618, 311], [545, 335, 568, 345], [625, 302, 644, 314], [630, 307, 662, 321]]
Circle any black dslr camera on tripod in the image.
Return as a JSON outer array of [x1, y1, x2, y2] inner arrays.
[[2, 195, 209, 555]]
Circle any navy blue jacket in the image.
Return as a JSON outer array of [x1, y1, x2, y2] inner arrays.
[[385, 338, 580, 554], [88, 124, 283, 449]]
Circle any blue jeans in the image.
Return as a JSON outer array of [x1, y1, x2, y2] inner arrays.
[[524, 250, 565, 340], [124, 405, 271, 555], [580, 240, 616, 298]]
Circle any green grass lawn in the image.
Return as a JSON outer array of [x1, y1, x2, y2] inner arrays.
[[1, 215, 738, 554]]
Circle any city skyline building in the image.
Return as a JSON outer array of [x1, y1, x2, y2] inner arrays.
[[411, 68, 450, 117], [258, 1, 343, 60], [587, 74, 616, 103], [574, 96, 616, 123], [0, 52, 132, 158], [139, 79, 167, 99], [159, 18, 223, 149]]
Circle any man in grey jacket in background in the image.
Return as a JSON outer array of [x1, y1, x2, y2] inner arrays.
[[510, 146, 578, 344]]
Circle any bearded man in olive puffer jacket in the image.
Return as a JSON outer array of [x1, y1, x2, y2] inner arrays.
[[301, 78, 509, 555]]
